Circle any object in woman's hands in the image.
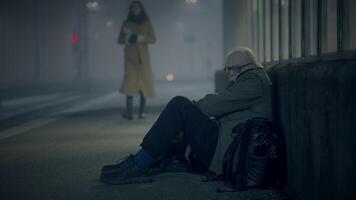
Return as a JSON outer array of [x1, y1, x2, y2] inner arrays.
[[129, 34, 138, 44]]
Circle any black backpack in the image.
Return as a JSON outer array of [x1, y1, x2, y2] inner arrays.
[[220, 117, 283, 192]]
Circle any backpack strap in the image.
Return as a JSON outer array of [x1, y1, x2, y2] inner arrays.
[[222, 120, 251, 189]]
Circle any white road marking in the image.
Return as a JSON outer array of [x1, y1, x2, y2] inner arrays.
[[0, 118, 58, 140], [0, 93, 118, 140]]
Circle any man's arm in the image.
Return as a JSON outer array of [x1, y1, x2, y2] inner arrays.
[[195, 73, 263, 117], [118, 21, 129, 45]]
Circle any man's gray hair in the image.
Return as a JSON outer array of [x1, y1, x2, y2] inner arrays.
[[225, 47, 263, 69]]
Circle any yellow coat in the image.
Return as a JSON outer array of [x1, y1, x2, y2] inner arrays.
[[118, 20, 156, 98]]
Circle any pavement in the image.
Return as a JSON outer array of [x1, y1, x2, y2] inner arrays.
[[0, 80, 290, 200]]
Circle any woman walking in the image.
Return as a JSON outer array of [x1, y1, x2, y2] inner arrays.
[[118, 1, 156, 120]]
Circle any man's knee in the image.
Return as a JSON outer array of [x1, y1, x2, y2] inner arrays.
[[169, 96, 191, 106]]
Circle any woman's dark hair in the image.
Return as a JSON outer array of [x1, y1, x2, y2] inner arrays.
[[127, 1, 149, 25]]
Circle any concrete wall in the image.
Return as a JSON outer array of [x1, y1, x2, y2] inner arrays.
[[0, 0, 87, 93], [223, 0, 255, 55], [222, 0, 356, 199], [0, 0, 38, 89], [86, 0, 127, 84], [268, 61, 356, 200], [145, 0, 223, 81]]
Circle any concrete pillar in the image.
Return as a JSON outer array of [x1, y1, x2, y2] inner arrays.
[[223, 0, 254, 55]]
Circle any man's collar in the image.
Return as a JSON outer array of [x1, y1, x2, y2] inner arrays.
[[240, 64, 262, 74]]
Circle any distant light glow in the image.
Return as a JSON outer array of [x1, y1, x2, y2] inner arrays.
[[87, 1, 99, 11], [93, 33, 100, 39], [176, 21, 184, 29], [166, 74, 175, 81], [71, 35, 80, 44], [186, 0, 198, 4], [106, 21, 113, 28]]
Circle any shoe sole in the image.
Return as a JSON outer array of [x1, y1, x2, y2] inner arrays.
[[100, 174, 154, 185], [101, 155, 134, 175]]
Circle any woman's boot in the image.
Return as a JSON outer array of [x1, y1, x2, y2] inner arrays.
[[139, 93, 146, 119], [122, 96, 133, 120]]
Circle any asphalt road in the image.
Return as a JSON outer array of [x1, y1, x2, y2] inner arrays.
[[0, 81, 290, 200]]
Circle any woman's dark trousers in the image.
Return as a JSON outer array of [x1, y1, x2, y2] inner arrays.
[[140, 96, 219, 169]]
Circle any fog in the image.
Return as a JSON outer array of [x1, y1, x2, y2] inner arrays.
[[0, 0, 223, 93], [87, 0, 223, 85]]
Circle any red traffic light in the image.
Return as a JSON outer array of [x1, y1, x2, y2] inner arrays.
[[71, 35, 80, 44]]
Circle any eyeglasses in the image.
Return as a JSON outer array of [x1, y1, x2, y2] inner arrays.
[[224, 63, 252, 72], [223, 66, 233, 72]]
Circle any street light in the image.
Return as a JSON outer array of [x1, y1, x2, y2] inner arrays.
[[87, 1, 99, 11], [186, 0, 198, 4], [166, 74, 175, 81]]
